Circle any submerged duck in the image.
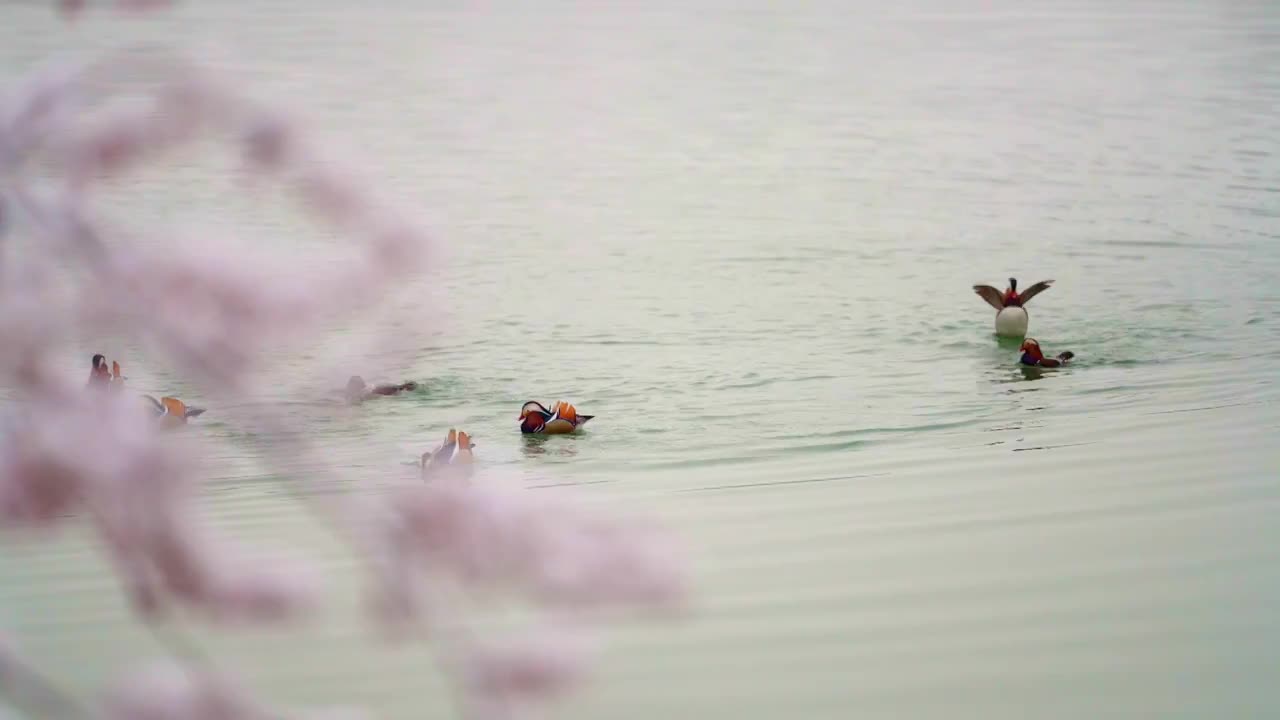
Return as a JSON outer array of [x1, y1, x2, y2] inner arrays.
[[344, 376, 418, 405], [421, 428, 475, 478], [519, 401, 593, 435], [973, 278, 1054, 338], [142, 394, 207, 427], [1019, 338, 1074, 368]]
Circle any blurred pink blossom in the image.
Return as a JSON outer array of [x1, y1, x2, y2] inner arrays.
[[461, 631, 596, 720], [0, 1, 687, 718], [101, 663, 269, 720], [0, 389, 318, 622], [101, 662, 360, 720], [383, 480, 685, 613]]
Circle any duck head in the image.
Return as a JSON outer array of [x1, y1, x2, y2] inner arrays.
[[1002, 277, 1021, 306], [1020, 338, 1044, 361], [519, 401, 550, 420], [88, 354, 112, 385], [519, 401, 551, 432]]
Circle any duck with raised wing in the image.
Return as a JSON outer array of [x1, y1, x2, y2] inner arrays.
[[973, 277, 1054, 337]]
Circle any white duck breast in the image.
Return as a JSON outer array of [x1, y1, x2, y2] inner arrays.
[[995, 306, 1029, 337], [972, 279, 1054, 339]]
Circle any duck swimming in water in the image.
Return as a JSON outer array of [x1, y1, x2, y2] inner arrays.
[[973, 278, 1054, 338], [87, 354, 126, 389], [344, 376, 419, 405], [88, 354, 110, 386], [142, 394, 207, 428], [89, 357, 202, 426], [1019, 338, 1074, 368], [519, 401, 593, 435], [421, 429, 475, 478]]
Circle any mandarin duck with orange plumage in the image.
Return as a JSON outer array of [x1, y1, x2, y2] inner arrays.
[[1019, 338, 1075, 368], [421, 428, 475, 478], [88, 355, 206, 426], [142, 394, 207, 428], [518, 401, 594, 435]]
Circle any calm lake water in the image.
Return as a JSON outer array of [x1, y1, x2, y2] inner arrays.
[[3, 1, 1279, 718]]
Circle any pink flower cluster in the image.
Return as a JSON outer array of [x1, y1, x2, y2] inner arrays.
[[1, 388, 315, 625], [2, 45, 429, 390], [0, 4, 686, 719], [376, 481, 683, 620], [100, 662, 368, 720]]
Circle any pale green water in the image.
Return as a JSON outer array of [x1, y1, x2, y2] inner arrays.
[[3, 1, 1280, 718]]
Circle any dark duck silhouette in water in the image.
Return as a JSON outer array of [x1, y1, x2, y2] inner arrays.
[[518, 401, 594, 435], [1019, 338, 1074, 368], [344, 375, 418, 404], [973, 277, 1054, 338]]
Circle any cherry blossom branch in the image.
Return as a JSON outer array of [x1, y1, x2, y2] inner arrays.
[[0, 3, 687, 719]]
